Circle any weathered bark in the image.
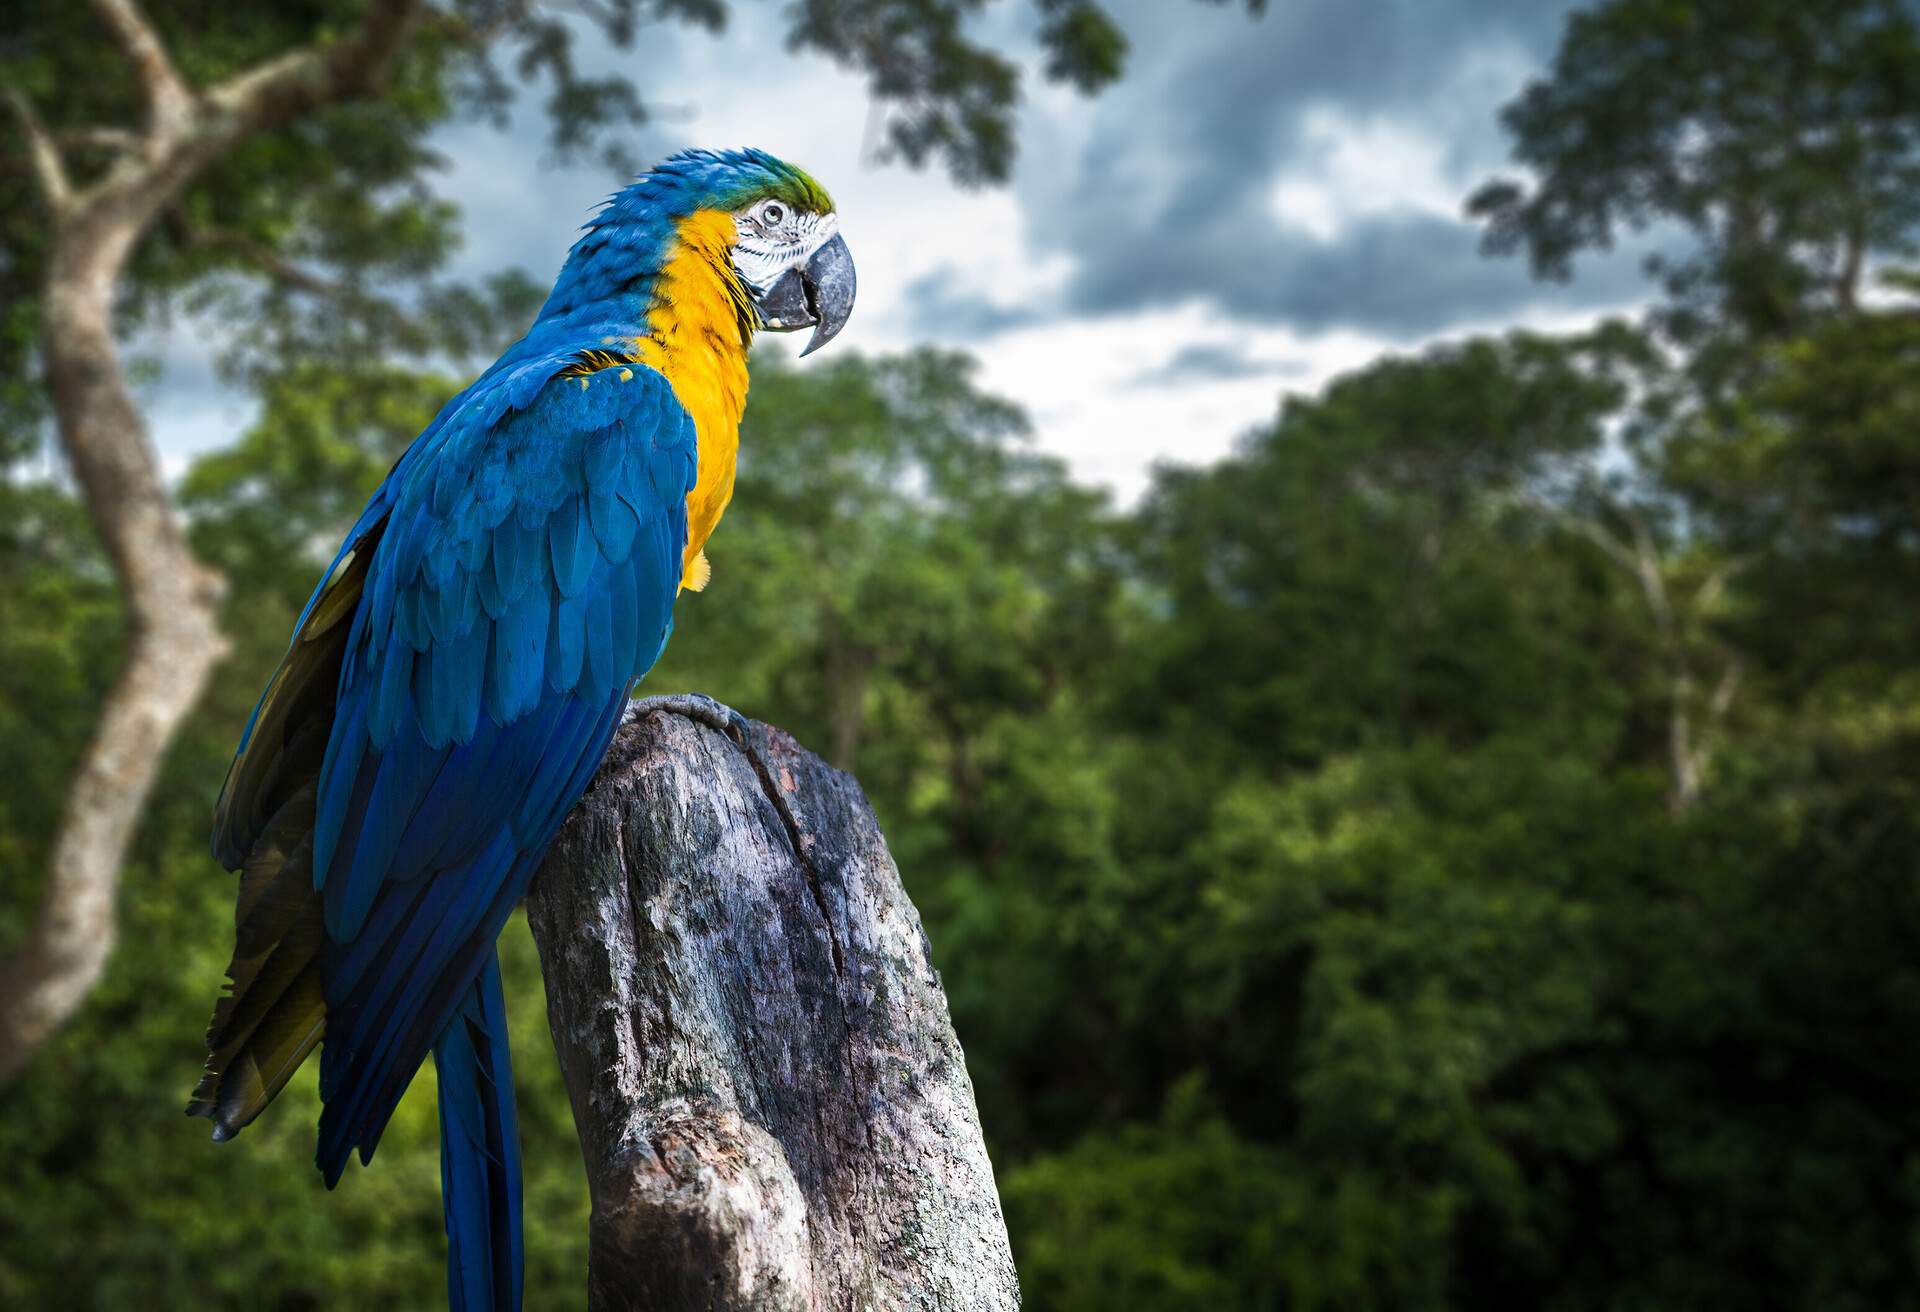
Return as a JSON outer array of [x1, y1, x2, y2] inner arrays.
[[0, 208, 230, 1083], [0, 0, 427, 1083], [1519, 488, 1744, 815], [526, 702, 1020, 1311]]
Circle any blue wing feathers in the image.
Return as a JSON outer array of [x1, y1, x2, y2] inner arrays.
[[472, 459, 512, 526], [214, 352, 698, 1312], [609, 567, 640, 691], [369, 642, 414, 751], [441, 621, 489, 748], [548, 495, 596, 598], [422, 572, 459, 646], [583, 423, 623, 489], [301, 357, 694, 1207], [584, 585, 619, 702], [312, 693, 369, 897], [588, 487, 639, 562], [382, 740, 484, 878], [388, 509, 430, 603], [320, 834, 520, 1172], [487, 587, 548, 724], [325, 876, 439, 1032], [489, 516, 537, 612], [424, 534, 458, 591], [368, 547, 402, 653], [336, 724, 447, 933], [510, 698, 604, 836], [545, 586, 588, 695], [646, 415, 693, 501]]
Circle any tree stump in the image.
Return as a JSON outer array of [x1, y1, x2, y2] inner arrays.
[[525, 701, 1020, 1311]]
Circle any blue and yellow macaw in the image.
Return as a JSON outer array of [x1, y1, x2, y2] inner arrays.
[[186, 148, 854, 1311]]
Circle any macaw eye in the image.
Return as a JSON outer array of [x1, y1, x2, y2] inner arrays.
[[762, 202, 785, 226]]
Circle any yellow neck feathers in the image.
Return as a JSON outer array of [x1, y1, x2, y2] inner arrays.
[[629, 209, 755, 592]]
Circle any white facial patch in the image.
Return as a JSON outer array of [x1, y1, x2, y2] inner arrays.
[[730, 205, 840, 295]]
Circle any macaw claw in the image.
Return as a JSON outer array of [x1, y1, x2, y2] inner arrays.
[[625, 692, 753, 747]]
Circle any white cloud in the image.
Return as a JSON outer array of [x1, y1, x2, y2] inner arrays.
[[1269, 108, 1463, 242], [130, 319, 259, 480], [922, 305, 1395, 498]]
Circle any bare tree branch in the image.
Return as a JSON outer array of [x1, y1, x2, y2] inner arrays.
[[185, 224, 352, 298], [1620, 504, 1675, 638], [1518, 488, 1638, 573], [205, 0, 426, 138], [91, 0, 195, 139], [59, 126, 143, 156], [0, 213, 232, 1081], [1695, 554, 1749, 612], [1668, 669, 1702, 814], [1837, 214, 1866, 315], [1521, 485, 1741, 814], [1705, 655, 1742, 727], [5, 90, 73, 211], [175, 222, 444, 354], [435, 0, 535, 51]]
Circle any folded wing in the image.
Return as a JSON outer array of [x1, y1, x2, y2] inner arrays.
[[190, 357, 698, 1172]]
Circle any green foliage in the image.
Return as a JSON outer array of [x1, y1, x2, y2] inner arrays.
[[1471, 0, 1920, 352], [1666, 298, 1920, 695], [0, 485, 123, 960], [1120, 333, 1638, 770], [1005, 1079, 1299, 1311]]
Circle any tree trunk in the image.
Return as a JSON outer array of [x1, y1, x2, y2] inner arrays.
[[0, 0, 427, 1084], [525, 702, 1020, 1311], [0, 180, 228, 1084]]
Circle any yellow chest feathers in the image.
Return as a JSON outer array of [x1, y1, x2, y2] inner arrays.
[[625, 209, 754, 592]]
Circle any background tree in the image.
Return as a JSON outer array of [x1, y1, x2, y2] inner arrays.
[[1468, 0, 1920, 354], [1464, 0, 1920, 812]]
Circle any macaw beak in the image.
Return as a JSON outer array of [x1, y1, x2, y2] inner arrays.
[[750, 233, 856, 356]]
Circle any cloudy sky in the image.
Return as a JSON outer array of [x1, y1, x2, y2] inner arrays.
[[140, 0, 1651, 501]]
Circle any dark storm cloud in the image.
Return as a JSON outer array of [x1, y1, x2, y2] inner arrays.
[[1074, 209, 1658, 338], [902, 267, 1046, 336], [1128, 342, 1309, 388], [1006, 0, 1654, 339]]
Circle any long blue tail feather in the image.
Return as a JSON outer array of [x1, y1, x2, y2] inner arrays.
[[433, 950, 524, 1312]]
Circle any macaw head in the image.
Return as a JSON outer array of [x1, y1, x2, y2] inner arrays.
[[566, 147, 856, 355]]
